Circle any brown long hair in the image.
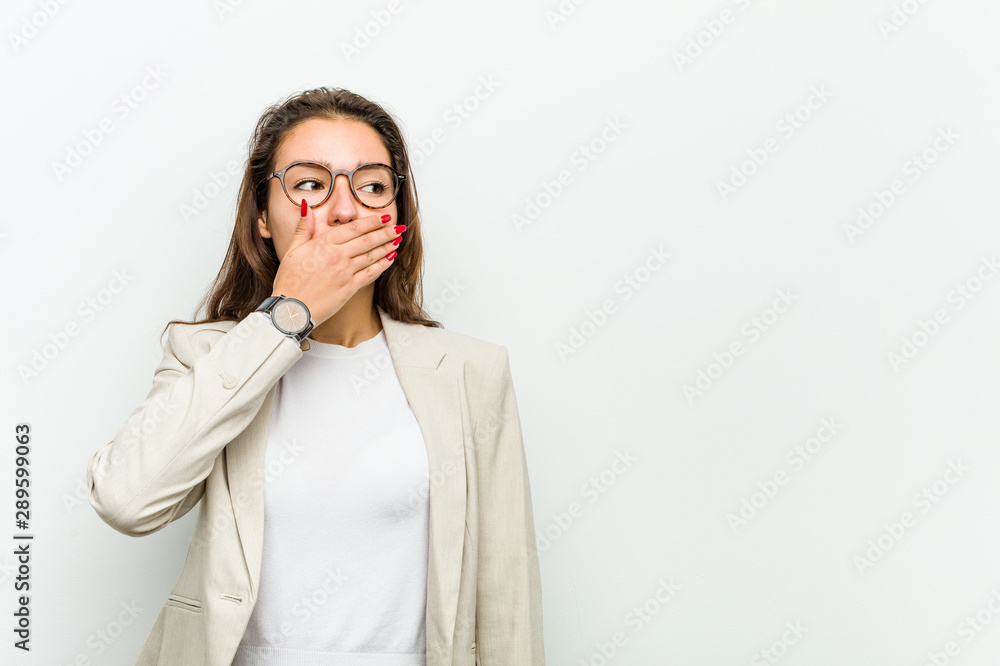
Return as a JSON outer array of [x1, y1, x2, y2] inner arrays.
[[161, 86, 441, 341]]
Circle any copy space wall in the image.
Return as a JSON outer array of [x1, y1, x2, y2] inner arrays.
[[3, 1, 1000, 664]]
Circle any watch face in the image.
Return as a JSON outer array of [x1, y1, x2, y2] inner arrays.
[[272, 299, 309, 334]]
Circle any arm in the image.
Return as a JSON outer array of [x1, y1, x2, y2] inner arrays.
[[473, 345, 546, 664], [87, 312, 302, 537]]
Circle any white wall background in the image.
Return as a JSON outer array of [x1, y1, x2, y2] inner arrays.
[[3, 0, 1000, 664]]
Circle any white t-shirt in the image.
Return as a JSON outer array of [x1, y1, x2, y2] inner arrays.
[[232, 321, 429, 666]]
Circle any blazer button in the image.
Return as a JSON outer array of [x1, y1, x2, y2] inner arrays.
[[470, 641, 476, 651], [219, 370, 238, 389]]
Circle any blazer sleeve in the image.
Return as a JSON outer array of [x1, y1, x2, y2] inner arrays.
[[87, 312, 303, 537], [473, 345, 546, 664]]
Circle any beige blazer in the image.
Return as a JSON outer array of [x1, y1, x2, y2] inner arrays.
[[87, 305, 545, 665]]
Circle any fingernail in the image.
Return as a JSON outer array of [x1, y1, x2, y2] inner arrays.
[[393, 225, 406, 233], [381, 214, 392, 223], [301, 199, 308, 217], [392, 237, 401, 246], [386, 250, 397, 261]]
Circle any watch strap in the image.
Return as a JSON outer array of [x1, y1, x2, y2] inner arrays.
[[255, 295, 315, 344]]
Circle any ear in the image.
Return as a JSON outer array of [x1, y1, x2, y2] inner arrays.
[[257, 211, 272, 239]]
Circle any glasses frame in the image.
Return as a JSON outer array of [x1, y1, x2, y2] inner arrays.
[[265, 160, 406, 210]]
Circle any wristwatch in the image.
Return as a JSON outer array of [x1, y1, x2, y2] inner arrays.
[[255, 295, 315, 344]]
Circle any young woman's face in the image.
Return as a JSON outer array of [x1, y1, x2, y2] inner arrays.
[[257, 117, 399, 261]]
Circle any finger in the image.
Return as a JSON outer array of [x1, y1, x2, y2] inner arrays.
[[302, 199, 315, 241], [289, 198, 315, 251], [343, 215, 403, 261]]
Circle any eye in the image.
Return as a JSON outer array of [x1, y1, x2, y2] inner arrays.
[[292, 178, 326, 192], [358, 180, 387, 195]]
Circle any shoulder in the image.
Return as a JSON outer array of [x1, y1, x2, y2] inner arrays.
[[165, 312, 514, 381], [388, 312, 505, 369], [406, 321, 514, 411], [378, 305, 506, 372], [423, 324, 504, 366]]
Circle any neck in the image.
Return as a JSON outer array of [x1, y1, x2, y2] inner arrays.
[[306, 290, 382, 348]]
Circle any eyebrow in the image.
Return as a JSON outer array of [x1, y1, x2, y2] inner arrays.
[[305, 158, 384, 170]]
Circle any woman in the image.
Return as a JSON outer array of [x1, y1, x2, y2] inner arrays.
[[86, 87, 545, 666]]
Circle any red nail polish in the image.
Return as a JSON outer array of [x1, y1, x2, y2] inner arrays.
[[381, 214, 392, 223], [386, 250, 397, 261], [392, 237, 401, 246], [393, 225, 406, 233], [301, 199, 308, 216]]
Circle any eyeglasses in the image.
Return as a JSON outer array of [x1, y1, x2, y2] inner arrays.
[[266, 161, 406, 210]]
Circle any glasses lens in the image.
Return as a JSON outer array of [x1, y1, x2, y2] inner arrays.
[[353, 164, 398, 208], [283, 163, 332, 207]]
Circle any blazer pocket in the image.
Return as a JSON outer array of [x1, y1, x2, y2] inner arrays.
[[165, 592, 203, 613]]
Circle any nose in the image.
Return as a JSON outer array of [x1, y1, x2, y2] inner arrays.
[[322, 173, 359, 225]]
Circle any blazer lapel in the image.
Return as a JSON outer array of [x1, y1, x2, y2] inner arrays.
[[225, 306, 467, 660]]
